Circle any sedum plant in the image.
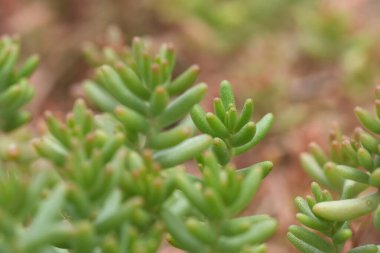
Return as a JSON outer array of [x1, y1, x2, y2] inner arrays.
[[0, 36, 38, 132], [80, 37, 277, 253], [0, 36, 39, 170], [0, 35, 277, 253], [288, 87, 380, 252]]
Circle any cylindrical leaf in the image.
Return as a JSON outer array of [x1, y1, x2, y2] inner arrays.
[[335, 165, 370, 184], [114, 105, 149, 133], [167, 65, 199, 96], [359, 131, 380, 154], [206, 112, 230, 138], [288, 225, 334, 253], [159, 83, 207, 128], [357, 147, 374, 172], [217, 219, 277, 252], [313, 192, 380, 221], [116, 62, 150, 100], [299, 153, 331, 188], [355, 107, 380, 134], [236, 98, 254, 131], [212, 137, 230, 165], [147, 125, 192, 150], [369, 168, 380, 187], [229, 166, 263, 216], [213, 97, 226, 121], [220, 80, 235, 109], [347, 245, 379, 253], [190, 105, 213, 134], [83, 80, 118, 112], [154, 134, 212, 168], [233, 113, 273, 155], [150, 86, 169, 116], [231, 122, 256, 147]]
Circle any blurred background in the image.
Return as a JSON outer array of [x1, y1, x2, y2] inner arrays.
[[1, 0, 380, 252]]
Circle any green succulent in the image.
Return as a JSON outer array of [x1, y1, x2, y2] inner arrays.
[[289, 86, 380, 253], [81, 37, 277, 253], [0, 36, 38, 132], [0, 35, 277, 253]]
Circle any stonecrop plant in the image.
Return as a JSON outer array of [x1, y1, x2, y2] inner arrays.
[[288, 88, 380, 252], [0, 35, 277, 253], [0, 36, 38, 132]]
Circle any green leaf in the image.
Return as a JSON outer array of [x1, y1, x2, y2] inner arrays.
[[18, 54, 39, 79], [116, 62, 150, 100], [313, 192, 380, 221], [220, 80, 235, 109], [217, 218, 277, 252], [287, 232, 325, 253], [299, 153, 331, 188], [154, 134, 212, 168], [295, 213, 331, 233], [332, 228, 352, 244], [341, 180, 368, 199], [288, 225, 334, 253], [72, 222, 95, 252], [159, 83, 207, 128], [221, 215, 272, 236], [114, 105, 149, 133], [147, 125, 192, 150], [226, 107, 238, 131], [347, 245, 379, 253], [162, 209, 206, 253], [45, 111, 70, 148], [357, 147, 374, 172], [308, 142, 328, 166], [233, 113, 273, 155], [175, 174, 210, 216], [335, 165, 370, 184], [167, 65, 200, 96], [229, 165, 263, 216], [83, 80, 118, 112], [150, 86, 169, 116], [212, 137, 230, 165], [374, 204, 380, 230], [231, 121, 256, 147], [206, 112, 230, 138], [97, 65, 148, 115], [323, 162, 344, 192], [359, 131, 380, 154], [369, 168, 380, 188], [185, 218, 217, 244], [213, 97, 226, 121], [355, 107, 380, 135], [236, 98, 254, 131], [190, 104, 213, 134]]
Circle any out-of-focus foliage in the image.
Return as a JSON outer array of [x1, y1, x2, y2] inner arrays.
[[295, 3, 380, 95], [0, 36, 39, 172], [155, 0, 304, 52], [0, 36, 38, 131]]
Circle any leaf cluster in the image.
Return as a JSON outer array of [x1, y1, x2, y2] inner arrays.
[[0, 36, 276, 253], [289, 87, 380, 253]]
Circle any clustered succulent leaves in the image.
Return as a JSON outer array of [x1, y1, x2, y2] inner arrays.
[[289, 88, 380, 252], [2, 30, 379, 253], [0, 35, 277, 253], [0, 36, 38, 132]]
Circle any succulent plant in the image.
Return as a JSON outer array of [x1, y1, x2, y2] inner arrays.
[[0, 36, 38, 132], [289, 87, 380, 253], [0, 35, 277, 253]]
